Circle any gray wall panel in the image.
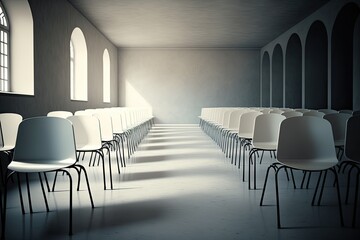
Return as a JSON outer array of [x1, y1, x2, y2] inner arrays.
[[0, 0, 118, 118], [118, 48, 260, 123]]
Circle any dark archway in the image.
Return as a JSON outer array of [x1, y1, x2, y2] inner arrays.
[[354, 12, 360, 110], [331, 2, 359, 110], [285, 34, 302, 108], [305, 21, 328, 109], [272, 44, 283, 107], [261, 52, 270, 107]]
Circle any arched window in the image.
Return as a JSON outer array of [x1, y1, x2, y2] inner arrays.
[[70, 39, 75, 99], [70, 27, 88, 101], [0, 3, 9, 92], [103, 49, 110, 103]]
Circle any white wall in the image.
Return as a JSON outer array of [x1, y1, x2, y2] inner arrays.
[[119, 48, 260, 123]]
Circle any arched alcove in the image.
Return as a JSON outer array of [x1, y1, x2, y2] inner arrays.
[[285, 34, 302, 108], [261, 52, 270, 107], [272, 44, 283, 107], [354, 11, 360, 110], [305, 21, 328, 109], [331, 3, 359, 110]]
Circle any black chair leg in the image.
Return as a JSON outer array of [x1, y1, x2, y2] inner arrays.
[[25, 173, 33, 213], [57, 169, 73, 235], [312, 171, 323, 206], [2, 171, 17, 238], [52, 171, 59, 192], [346, 166, 356, 204], [330, 168, 344, 227], [275, 166, 286, 228], [43, 172, 51, 192], [290, 169, 296, 189], [317, 170, 328, 206], [260, 164, 277, 206], [352, 170, 359, 227], [75, 164, 95, 208], [38, 173, 49, 212]]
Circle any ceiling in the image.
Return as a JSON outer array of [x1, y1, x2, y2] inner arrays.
[[68, 0, 329, 48]]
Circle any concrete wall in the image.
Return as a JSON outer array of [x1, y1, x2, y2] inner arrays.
[[0, 0, 118, 118], [260, 0, 360, 110], [118, 48, 260, 123]]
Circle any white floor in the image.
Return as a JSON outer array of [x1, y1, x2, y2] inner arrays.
[[2, 124, 360, 239]]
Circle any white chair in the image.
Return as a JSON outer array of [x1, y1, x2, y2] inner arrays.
[[94, 112, 119, 189], [236, 111, 262, 179], [318, 109, 338, 114], [0, 113, 23, 182], [269, 109, 284, 114], [324, 113, 352, 159], [260, 108, 272, 114], [2, 117, 94, 237], [343, 115, 360, 227], [224, 109, 248, 161], [295, 108, 310, 113], [303, 110, 325, 118], [108, 109, 127, 166], [74, 110, 88, 116], [67, 115, 110, 190], [339, 109, 353, 114], [260, 116, 343, 228], [47, 110, 73, 118], [281, 111, 303, 118], [0, 113, 23, 155], [247, 113, 286, 189], [353, 110, 360, 116]]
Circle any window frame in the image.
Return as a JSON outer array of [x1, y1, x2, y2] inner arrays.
[[0, 2, 10, 92]]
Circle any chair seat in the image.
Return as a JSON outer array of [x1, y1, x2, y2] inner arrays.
[[334, 140, 344, 147], [8, 159, 75, 173], [238, 133, 252, 139], [280, 158, 338, 171], [76, 143, 102, 151], [0, 145, 14, 151], [252, 142, 277, 150]]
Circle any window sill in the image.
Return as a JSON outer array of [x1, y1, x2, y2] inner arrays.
[[0, 91, 34, 96]]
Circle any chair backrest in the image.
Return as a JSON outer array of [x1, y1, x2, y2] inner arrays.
[[67, 115, 102, 150], [344, 115, 360, 163], [352, 110, 360, 116], [339, 109, 353, 114], [269, 109, 284, 114], [282, 111, 303, 118], [280, 108, 294, 112], [260, 108, 272, 114], [0, 113, 23, 148], [74, 110, 88, 116], [317, 109, 338, 114], [108, 109, 124, 134], [238, 111, 262, 138], [222, 110, 234, 128], [277, 116, 337, 166], [295, 109, 310, 113], [323, 113, 351, 146], [303, 110, 325, 118], [12, 117, 77, 164], [93, 113, 114, 142], [252, 113, 286, 145], [47, 111, 73, 118], [228, 109, 246, 130]]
